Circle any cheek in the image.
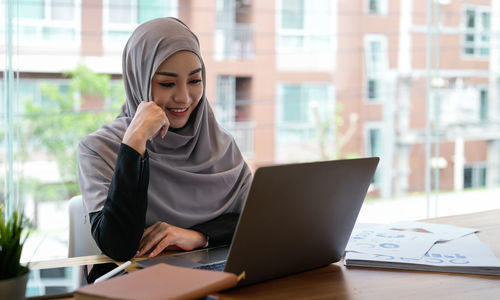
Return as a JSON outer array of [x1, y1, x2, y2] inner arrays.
[[190, 85, 203, 103], [152, 88, 171, 105]]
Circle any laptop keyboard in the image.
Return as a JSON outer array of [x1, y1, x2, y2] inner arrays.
[[193, 261, 226, 271]]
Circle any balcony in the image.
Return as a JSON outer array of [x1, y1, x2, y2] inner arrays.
[[214, 23, 254, 61]]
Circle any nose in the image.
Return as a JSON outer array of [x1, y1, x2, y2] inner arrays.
[[173, 82, 189, 104]]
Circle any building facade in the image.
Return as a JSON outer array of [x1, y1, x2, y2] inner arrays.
[[2, 0, 500, 200]]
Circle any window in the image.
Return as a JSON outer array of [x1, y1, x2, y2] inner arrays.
[[364, 35, 388, 102], [365, 125, 382, 184], [276, 0, 335, 71], [277, 83, 334, 145], [463, 164, 487, 189], [479, 88, 488, 122], [215, 76, 236, 124], [276, 83, 335, 162], [281, 0, 304, 30], [103, 0, 178, 48], [13, 0, 80, 43], [215, 76, 254, 157], [463, 6, 490, 57], [214, 0, 254, 60], [367, 0, 388, 15]]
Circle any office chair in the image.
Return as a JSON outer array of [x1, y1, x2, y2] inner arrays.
[[68, 195, 101, 285]]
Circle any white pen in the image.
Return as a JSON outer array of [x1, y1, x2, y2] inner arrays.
[[94, 260, 132, 283]]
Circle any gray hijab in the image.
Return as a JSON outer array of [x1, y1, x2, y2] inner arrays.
[[77, 17, 252, 228]]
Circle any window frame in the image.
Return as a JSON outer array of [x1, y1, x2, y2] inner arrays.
[[276, 82, 335, 143], [461, 5, 490, 59], [276, 0, 335, 53], [10, 0, 81, 48], [365, 0, 388, 15], [102, 0, 178, 51], [463, 162, 487, 189], [364, 123, 383, 184], [364, 34, 388, 103]]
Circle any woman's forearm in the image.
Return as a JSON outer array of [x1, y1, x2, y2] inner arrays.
[[89, 143, 149, 261]]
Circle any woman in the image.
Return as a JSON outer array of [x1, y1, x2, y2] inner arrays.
[[77, 17, 252, 262]]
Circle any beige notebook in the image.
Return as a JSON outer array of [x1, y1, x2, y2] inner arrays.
[[74, 263, 241, 300]]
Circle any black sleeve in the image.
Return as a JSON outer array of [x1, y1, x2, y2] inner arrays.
[[89, 143, 149, 261], [190, 213, 240, 247]]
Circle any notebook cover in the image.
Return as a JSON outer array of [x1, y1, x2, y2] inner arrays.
[[74, 263, 239, 300]]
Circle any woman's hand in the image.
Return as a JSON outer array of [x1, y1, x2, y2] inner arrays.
[[123, 101, 169, 157], [136, 221, 208, 258]]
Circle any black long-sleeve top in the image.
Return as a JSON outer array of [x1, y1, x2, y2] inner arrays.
[[89, 143, 239, 261]]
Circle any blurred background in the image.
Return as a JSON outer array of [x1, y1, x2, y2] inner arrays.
[[1, 0, 500, 263]]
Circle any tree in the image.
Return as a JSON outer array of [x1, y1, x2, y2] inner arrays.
[[312, 102, 359, 160], [23, 63, 124, 200]]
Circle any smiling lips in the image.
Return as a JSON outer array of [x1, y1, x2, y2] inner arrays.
[[167, 107, 189, 116]]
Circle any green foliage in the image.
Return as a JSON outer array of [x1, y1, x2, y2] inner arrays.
[[0, 208, 30, 279], [22, 63, 124, 199]]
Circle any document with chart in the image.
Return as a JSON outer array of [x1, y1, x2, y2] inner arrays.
[[345, 234, 500, 275], [346, 227, 440, 259]]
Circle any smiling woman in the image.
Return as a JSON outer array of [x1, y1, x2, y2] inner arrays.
[[77, 18, 253, 261]]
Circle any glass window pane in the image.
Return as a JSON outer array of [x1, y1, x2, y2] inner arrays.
[[282, 85, 303, 122], [481, 12, 490, 30], [480, 89, 488, 121], [368, 79, 379, 99], [463, 167, 473, 188], [369, 0, 379, 14], [51, 0, 74, 21], [17, 0, 44, 19], [138, 0, 166, 23], [109, 0, 133, 24], [42, 27, 75, 40], [466, 10, 475, 28], [281, 0, 304, 29]]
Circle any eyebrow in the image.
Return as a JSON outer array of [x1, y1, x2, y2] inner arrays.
[[156, 68, 202, 77]]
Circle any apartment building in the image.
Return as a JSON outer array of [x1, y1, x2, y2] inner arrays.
[[2, 0, 500, 201]]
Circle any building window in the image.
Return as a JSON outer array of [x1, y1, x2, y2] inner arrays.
[[364, 35, 388, 102], [14, 0, 80, 43], [281, 0, 304, 30], [463, 6, 490, 57], [463, 164, 486, 189], [479, 88, 488, 122], [277, 84, 334, 143], [366, 126, 382, 183], [104, 0, 177, 48], [276, 0, 335, 71], [367, 0, 388, 15], [278, 0, 332, 51], [215, 76, 254, 157]]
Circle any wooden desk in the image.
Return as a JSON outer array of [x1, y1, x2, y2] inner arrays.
[[31, 209, 500, 300]]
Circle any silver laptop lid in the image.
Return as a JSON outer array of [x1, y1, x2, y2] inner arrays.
[[225, 157, 379, 286]]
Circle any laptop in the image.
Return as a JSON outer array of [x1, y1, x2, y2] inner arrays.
[[137, 157, 379, 287]]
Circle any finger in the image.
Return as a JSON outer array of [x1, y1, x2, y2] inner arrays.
[[138, 228, 164, 256], [143, 222, 161, 237], [139, 222, 161, 247], [160, 124, 169, 139], [149, 236, 175, 258]]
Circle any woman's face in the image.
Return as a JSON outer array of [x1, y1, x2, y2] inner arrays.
[[151, 51, 203, 129]]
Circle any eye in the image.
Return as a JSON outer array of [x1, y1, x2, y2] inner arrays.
[[159, 82, 175, 87], [189, 79, 202, 84]]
